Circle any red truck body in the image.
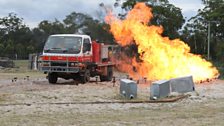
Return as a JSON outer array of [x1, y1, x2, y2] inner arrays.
[[39, 34, 114, 84]]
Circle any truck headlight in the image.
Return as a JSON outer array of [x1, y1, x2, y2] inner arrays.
[[70, 63, 75, 67]]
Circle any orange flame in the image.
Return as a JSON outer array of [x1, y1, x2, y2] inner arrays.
[[106, 3, 219, 82]]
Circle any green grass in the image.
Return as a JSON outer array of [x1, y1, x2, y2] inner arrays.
[[14, 60, 30, 70], [0, 60, 44, 79], [0, 60, 31, 73]]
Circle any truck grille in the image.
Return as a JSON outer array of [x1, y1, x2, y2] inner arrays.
[[51, 62, 67, 66]]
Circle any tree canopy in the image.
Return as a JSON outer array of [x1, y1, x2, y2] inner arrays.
[[182, 0, 224, 60], [0, 12, 114, 59], [0, 0, 223, 61]]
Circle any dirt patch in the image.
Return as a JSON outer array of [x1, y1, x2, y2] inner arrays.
[[0, 73, 224, 125]]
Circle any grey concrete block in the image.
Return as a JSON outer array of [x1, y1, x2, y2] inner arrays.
[[150, 80, 170, 99], [120, 79, 137, 99], [170, 76, 195, 93]]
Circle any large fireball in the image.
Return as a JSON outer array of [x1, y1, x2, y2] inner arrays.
[[105, 3, 219, 82]]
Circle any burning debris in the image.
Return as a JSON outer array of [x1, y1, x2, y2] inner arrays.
[[105, 3, 219, 83]]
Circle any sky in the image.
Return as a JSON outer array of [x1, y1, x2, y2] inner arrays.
[[0, 0, 204, 28]]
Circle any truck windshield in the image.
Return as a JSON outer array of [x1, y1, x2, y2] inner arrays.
[[44, 36, 82, 54]]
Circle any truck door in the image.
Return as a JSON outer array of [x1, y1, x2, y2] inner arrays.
[[83, 38, 92, 62]]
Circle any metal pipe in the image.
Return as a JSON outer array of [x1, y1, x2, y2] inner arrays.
[[208, 21, 211, 60], [0, 95, 189, 106]]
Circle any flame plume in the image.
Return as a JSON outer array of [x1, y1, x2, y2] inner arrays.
[[106, 3, 219, 82]]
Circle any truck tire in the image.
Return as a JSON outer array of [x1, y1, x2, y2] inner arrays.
[[100, 66, 113, 82], [80, 69, 90, 84], [48, 73, 58, 84]]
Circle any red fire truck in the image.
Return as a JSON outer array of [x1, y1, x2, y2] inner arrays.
[[39, 34, 114, 84]]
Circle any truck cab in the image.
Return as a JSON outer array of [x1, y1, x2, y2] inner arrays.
[[43, 34, 92, 59], [39, 34, 114, 84]]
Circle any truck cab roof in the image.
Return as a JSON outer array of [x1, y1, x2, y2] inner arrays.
[[50, 34, 90, 38]]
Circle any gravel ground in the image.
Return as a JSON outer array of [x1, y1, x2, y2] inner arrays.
[[0, 72, 224, 126]]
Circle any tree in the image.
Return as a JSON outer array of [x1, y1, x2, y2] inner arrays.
[[38, 19, 66, 35], [63, 12, 90, 33], [63, 12, 114, 43], [0, 10, 116, 59], [182, 0, 224, 60], [0, 13, 25, 32], [31, 28, 46, 52], [0, 13, 33, 59], [34, 19, 67, 52], [82, 21, 114, 43]]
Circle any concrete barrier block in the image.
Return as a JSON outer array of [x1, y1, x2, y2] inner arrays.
[[170, 76, 195, 93], [150, 80, 170, 99], [120, 79, 137, 99]]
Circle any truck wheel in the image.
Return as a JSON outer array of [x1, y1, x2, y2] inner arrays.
[[48, 73, 58, 84], [100, 66, 113, 82], [80, 69, 90, 84]]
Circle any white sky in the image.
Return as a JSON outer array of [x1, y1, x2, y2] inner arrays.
[[169, 0, 204, 19], [0, 0, 204, 28]]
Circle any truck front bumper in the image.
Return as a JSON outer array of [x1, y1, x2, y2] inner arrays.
[[39, 61, 80, 73], [40, 66, 80, 73]]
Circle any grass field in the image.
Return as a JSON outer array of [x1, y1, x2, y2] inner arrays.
[[0, 60, 44, 79]]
